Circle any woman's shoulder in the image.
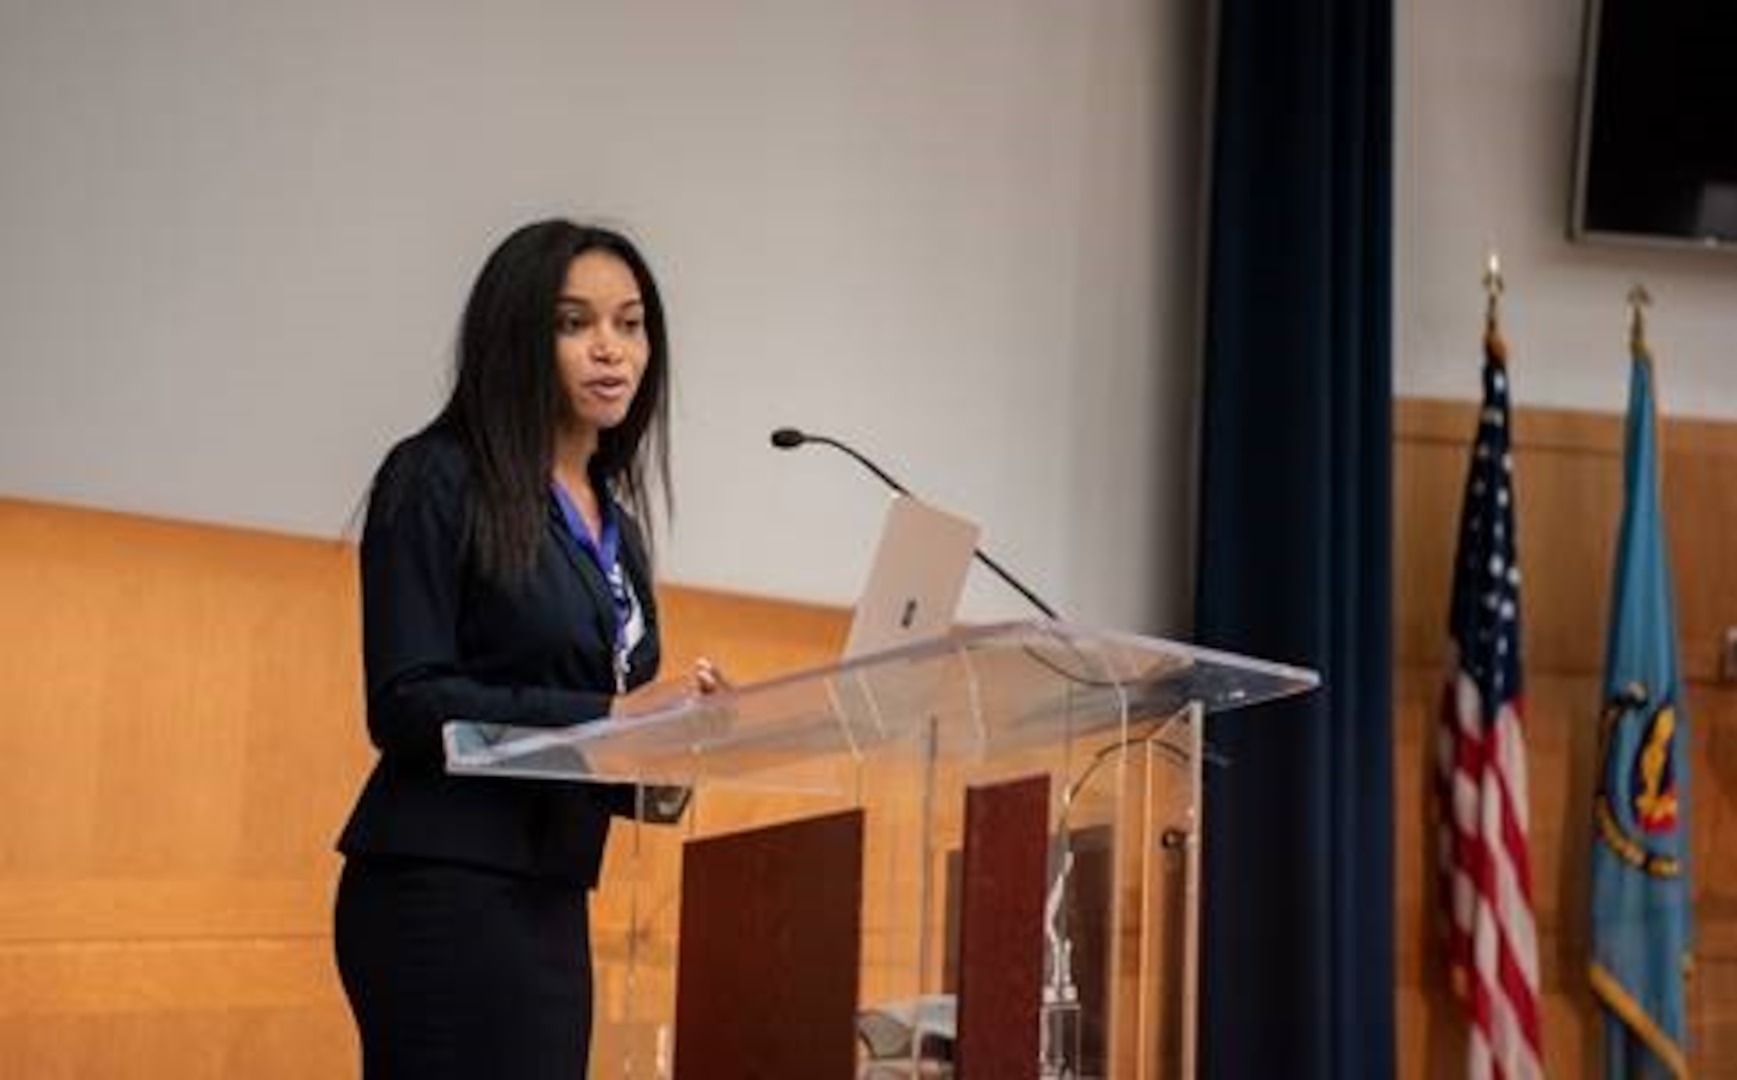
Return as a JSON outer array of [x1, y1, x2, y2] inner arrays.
[[382, 424, 469, 480], [369, 423, 473, 518]]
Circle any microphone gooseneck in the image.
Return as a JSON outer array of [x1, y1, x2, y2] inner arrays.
[[771, 427, 912, 498], [769, 426, 1059, 620]]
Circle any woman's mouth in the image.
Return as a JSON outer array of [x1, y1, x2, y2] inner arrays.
[[584, 377, 631, 402]]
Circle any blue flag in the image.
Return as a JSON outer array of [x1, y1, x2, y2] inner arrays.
[[1590, 349, 1692, 1079]]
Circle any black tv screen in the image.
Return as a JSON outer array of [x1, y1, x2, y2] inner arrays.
[[1572, 0, 1737, 249]]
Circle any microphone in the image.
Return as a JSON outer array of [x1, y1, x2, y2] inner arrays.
[[769, 426, 1060, 620]]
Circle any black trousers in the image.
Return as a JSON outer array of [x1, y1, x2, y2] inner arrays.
[[335, 857, 593, 1079]]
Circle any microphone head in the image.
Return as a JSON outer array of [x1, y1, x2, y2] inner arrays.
[[769, 427, 807, 449]]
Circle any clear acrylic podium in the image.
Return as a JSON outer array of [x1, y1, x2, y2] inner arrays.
[[446, 619, 1316, 1079]]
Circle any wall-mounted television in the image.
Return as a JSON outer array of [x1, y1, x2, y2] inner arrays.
[[1571, 0, 1737, 251]]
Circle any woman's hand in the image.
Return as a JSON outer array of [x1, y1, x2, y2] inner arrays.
[[610, 656, 732, 717], [613, 658, 730, 823], [692, 656, 731, 695]]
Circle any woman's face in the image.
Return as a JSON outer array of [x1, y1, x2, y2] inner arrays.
[[554, 249, 650, 439]]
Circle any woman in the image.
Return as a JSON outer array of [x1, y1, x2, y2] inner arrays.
[[335, 219, 715, 1078]]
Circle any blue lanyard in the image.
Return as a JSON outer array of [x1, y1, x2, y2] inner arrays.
[[550, 482, 633, 692]]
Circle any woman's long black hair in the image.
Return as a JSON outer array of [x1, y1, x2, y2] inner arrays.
[[434, 219, 671, 585]]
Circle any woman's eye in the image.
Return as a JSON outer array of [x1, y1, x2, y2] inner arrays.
[[557, 313, 587, 334], [621, 317, 644, 335]]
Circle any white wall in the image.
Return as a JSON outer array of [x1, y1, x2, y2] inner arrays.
[[0, 0, 1205, 635], [1400, 0, 1737, 416]]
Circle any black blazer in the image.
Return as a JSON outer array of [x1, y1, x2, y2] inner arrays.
[[336, 427, 661, 887]]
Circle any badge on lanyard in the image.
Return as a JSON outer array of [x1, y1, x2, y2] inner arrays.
[[552, 484, 637, 694]]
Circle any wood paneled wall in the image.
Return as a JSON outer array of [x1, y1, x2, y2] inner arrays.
[[0, 497, 848, 1078], [1395, 399, 1737, 1077], [0, 499, 366, 1078]]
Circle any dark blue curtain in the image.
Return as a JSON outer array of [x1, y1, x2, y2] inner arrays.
[[1192, 0, 1395, 1075]]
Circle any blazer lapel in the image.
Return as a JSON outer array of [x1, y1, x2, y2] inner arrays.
[[545, 501, 617, 649]]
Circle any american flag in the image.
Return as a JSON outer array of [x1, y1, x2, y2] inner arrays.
[[1436, 319, 1544, 1079]]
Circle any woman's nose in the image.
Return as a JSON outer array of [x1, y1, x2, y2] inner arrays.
[[590, 331, 622, 361]]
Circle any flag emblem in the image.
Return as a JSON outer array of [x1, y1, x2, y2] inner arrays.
[[1626, 699, 1680, 836]]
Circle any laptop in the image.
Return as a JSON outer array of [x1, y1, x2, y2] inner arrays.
[[842, 495, 980, 659]]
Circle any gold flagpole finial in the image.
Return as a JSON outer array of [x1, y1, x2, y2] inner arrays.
[[1483, 251, 1505, 325], [1628, 283, 1652, 351], [1481, 251, 1508, 366]]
